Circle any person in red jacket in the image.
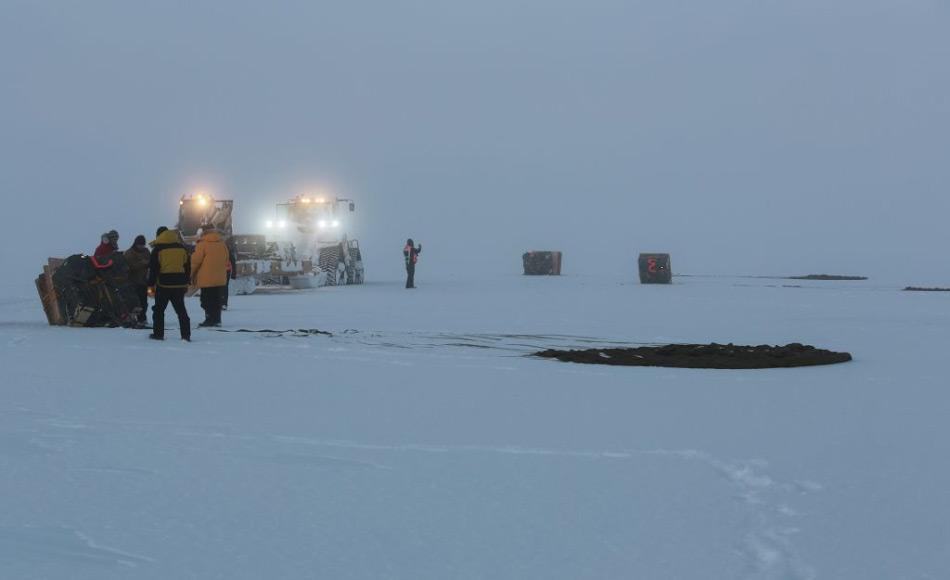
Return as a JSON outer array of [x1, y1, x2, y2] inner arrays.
[[94, 230, 119, 257]]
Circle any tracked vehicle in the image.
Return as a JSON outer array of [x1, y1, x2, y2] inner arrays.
[[176, 192, 274, 294], [174, 192, 364, 292], [177, 193, 234, 243], [264, 195, 364, 286]]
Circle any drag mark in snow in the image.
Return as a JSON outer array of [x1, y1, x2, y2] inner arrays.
[[263, 452, 391, 471], [0, 526, 154, 568], [329, 330, 647, 356], [74, 465, 159, 477]]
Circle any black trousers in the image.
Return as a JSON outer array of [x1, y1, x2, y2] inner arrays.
[[406, 264, 415, 288], [222, 276, 230, 308], [153, 287, 191, 339], [200, 286, 225, 323], [134, 284, 148, 322]]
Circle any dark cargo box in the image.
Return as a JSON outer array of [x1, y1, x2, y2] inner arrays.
[[638, 253, 672, 284], [523, 251, 562, 275]]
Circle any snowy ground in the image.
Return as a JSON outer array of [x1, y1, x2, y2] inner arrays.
[[1, 273, 948, 579]]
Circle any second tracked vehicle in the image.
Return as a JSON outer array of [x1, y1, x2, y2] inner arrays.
[[264, 195, 364, 287]]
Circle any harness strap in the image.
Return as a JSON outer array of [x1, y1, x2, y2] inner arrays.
[[90, 256, 114, 269]]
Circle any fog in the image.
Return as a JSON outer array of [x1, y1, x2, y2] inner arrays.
[[2, 0, 947, 284]]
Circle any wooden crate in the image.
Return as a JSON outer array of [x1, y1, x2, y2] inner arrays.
[[36, 257, 66, 325]]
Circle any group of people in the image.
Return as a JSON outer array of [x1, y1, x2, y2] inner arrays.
[[94, 230, 424, 342], [95, 226, 233, 342]]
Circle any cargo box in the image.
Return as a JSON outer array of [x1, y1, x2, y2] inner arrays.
[[638, 253, 672, 284], [523, 251, 562, 275]]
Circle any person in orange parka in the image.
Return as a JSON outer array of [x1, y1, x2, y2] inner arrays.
[[190, 224, 230, 327]]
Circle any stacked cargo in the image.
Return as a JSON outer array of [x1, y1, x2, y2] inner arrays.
[[36, 254, 142, 327]]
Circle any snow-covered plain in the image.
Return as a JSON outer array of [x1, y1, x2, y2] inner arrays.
[[1, 273, 948, 579]]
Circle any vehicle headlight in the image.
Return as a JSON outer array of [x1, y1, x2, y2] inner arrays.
[[278, 220, 287, 229], [265, 220, 274, 229], [331, 220, 340, 227], [317, 220, 328, 228]]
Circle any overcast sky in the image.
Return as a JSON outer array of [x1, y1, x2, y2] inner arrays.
[[2, 0, 947, 283]]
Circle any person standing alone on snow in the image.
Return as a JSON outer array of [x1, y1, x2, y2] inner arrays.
[[191, 224, 230, 327], [124, 234, 151, 325], [404, 238, 422, 289], [148, 227, 191, 341]]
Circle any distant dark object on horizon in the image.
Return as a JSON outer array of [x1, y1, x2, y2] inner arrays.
[[903, 286, 950, 292], [787, 274, 868, 281], [536, 343, 852, 369], [523, 251, 562, 275], [638, 253, 672, 284]]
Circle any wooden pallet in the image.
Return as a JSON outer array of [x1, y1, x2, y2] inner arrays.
[[35, 257, 66, 325]]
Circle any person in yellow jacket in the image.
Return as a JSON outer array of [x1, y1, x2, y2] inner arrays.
[[191, 224, 230, 327], [147, 227, 191, 341]]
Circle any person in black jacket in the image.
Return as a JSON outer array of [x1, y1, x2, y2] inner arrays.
[[147, 227, 192, 341], [403, 238, 422, 289], [124, 234, 151, 324]]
